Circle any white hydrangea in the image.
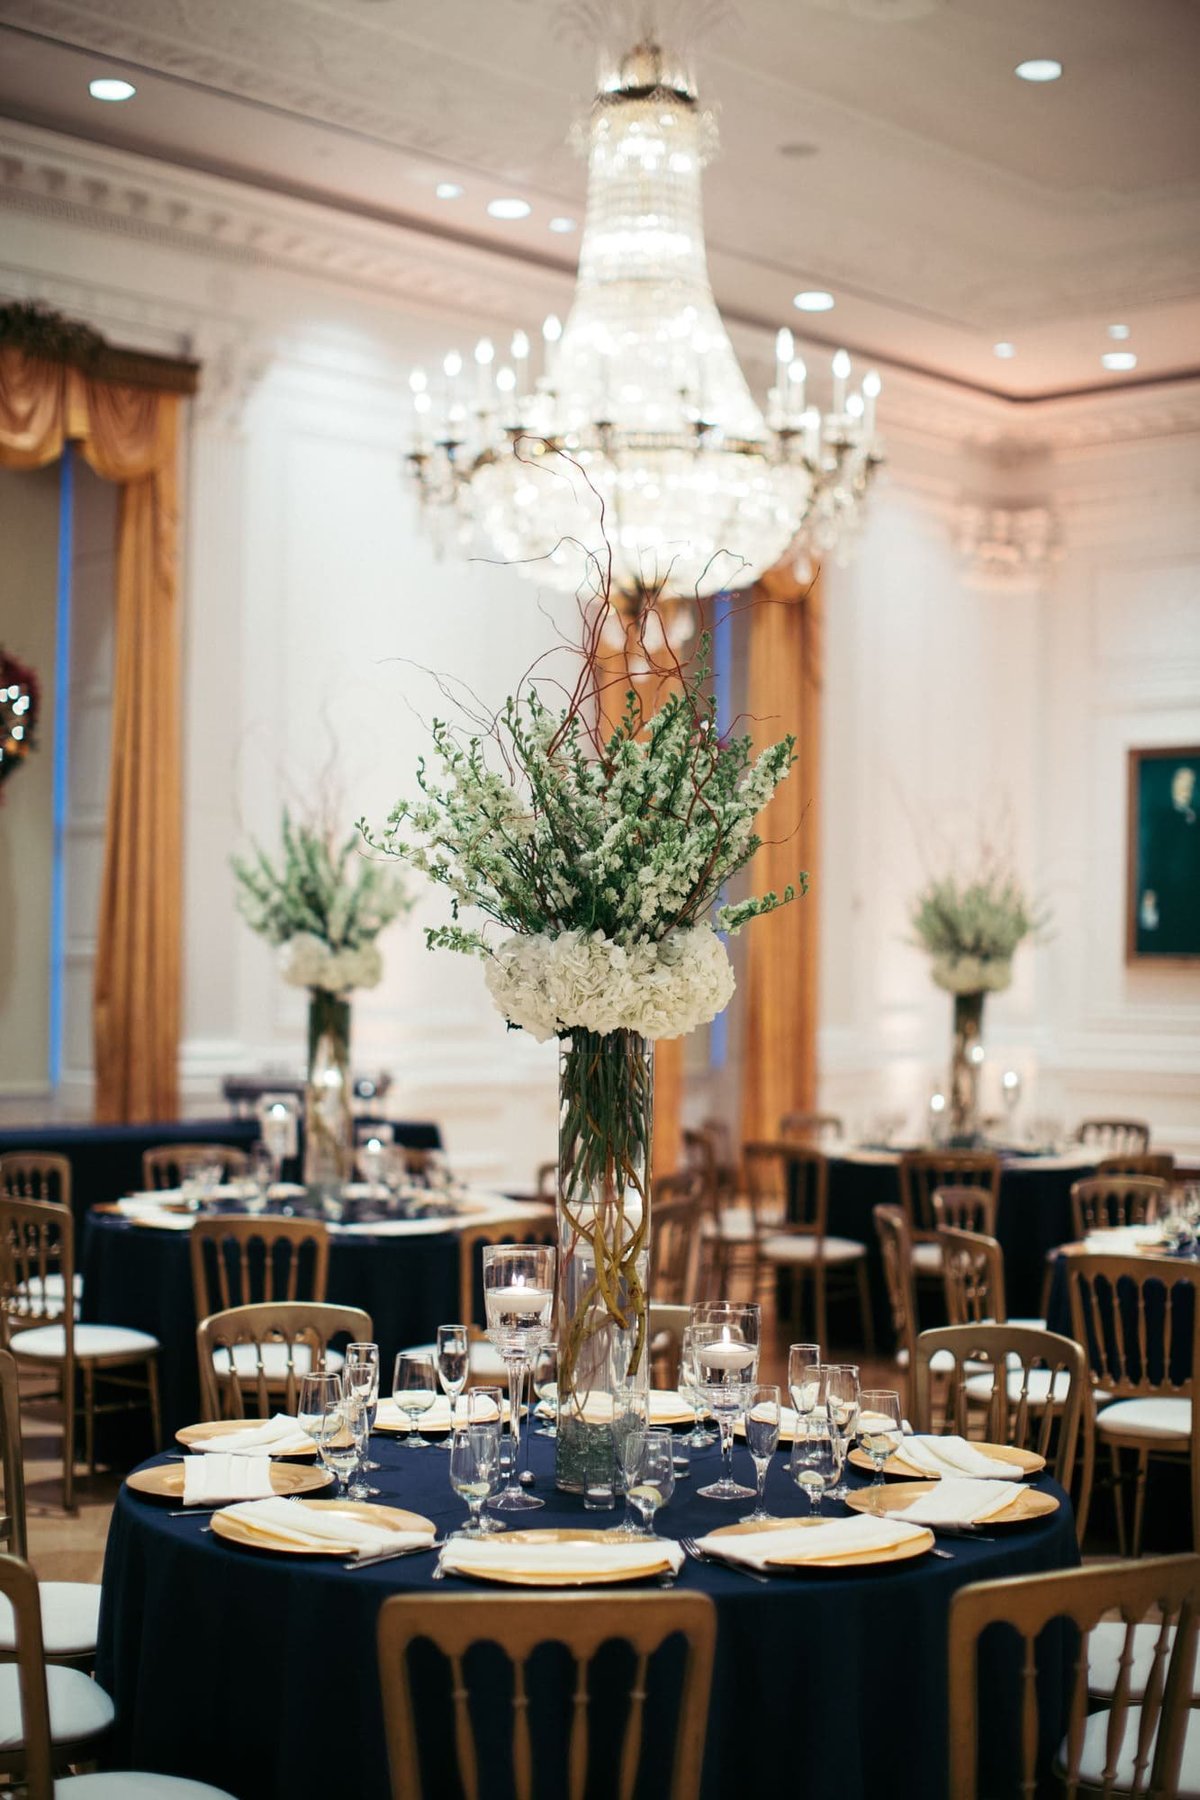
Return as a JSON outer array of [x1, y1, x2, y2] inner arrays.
[[279, 933, 384, 995], [931, 953, 1012, 996], [483, 923, 736, 1043]]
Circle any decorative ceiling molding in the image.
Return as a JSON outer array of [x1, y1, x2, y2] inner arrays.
[[1, 118, 1199, 457]]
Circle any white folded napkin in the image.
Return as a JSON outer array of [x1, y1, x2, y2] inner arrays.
[[333, 1218, 458, 1238], [1082, 1224, 1164, 1254], [695, 1513, 927, 1570], [439, 1536, 684, 1580], [118, 1194, 183, 1214], [890, 1435, 1023, 1481], [131, 1211, 196, 1232], [894, 1477, 1019, 1526], [217, 1497, 433, 1557], [181, 1453, 274, 1505], [197, 1414, 314, 1456]]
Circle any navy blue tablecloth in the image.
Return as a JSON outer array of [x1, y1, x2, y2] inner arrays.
[[81, 1212, 462, 1446], [97, 1432, 1077, 1800]]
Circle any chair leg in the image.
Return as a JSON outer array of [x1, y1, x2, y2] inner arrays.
[[855, 1259, 875, 1355], [82, 1362, 96, 1479], [1076, 1410, 1095, 1547], [146, 1355, 163, 1451], [61, 1365, 76, 1514], [1038, 1259, 1054, 1323], [1109, 1443, 1127, 1557], [1132, 1449, 1150, 1558]]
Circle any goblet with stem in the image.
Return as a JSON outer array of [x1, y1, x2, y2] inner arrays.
[[297, 1371, 353, 1496], [825, 1364, 860, 1498], [615, 1387, 650, 1532], [482, 1242, 555, 1513], [392, 1350, 438, 1449], [449, 1417, 500, 1537], [787, 1343, 821, 1425], [680, 1328, 715, 1448], [690, 1302, 760, 1501], [790, 1415, 845, 1516], [625, 1430, 675, 1536], [468, 1387, 507, 1533], [744, 1384, 781, 1521], [344, 1343, 380, 1492], [531, 1342, 558, 1437], [857, 1388, 904, 1486], [434, 1324, 469, 1448]]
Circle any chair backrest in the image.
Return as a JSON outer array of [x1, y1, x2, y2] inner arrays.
[[899, 1151, 1000, 1239], [0, 1553, 54, 1800], [1070, 1175, 1167, 1240], [1096, 1152, 1176, 1183], [873, 1204, 919, 1386], [913, 1324, 1087, 1497], [189, 1216, 330, 1318], [1065, 1253, 1200, 1403], [0, 1155, 71, 1213], [649, 1302, 692, 1387], [649, 1178, 697, 1306], [456, 1215, 557, 1337], [939, 1225, 1006, 1326], [931, 1184, 998, 1238], [142, 1142, 250, 1189], [948, 1554, 1200, 1800], [535, 1161, 558, 1203], [1077, 1117, 1152, 1156], [377, 1590, 716, 1800], [0, 1195, 74, 1352], [779, 1111, 843, 1145], [742, 1142, 828, 1240], [196, 1301, 373, 1420], [0, 1348, 27, 1558]]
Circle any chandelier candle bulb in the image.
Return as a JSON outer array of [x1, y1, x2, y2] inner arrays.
[[775, 327, 794, 396], [832, 349, 851, 414], [862, 371, 881, 436], [788, 358, 807, 416]]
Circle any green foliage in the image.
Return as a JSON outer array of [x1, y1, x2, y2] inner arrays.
[[232, 810, 409, 950]]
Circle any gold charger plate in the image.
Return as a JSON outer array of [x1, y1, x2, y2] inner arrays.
[[374, 1398, 513, 1434], [175, 1419, 318, 1458], [126, 1461, 330, 1501], [445, 1528, 674, 1588], [212, 1499, 436, 1557], [845, 1481, 1059, 1527], [847, 1441, 1045, 1480], [705, 1516, 934, 1570]]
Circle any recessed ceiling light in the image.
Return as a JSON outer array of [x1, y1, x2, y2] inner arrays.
[[435, 182, 464, 200], [89, 77, 136, 102], [1107, 323, 1131, 340], [993, 342, 1016, 359], [487, 198, 531, 221], [548, 217, 577, 234], [1101, 351, 1137, 372], [793, 291, 835, 313], [1015, 59, 1062, 82]]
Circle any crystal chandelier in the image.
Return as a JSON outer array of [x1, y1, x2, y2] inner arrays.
[[407, 40, 883, 605]]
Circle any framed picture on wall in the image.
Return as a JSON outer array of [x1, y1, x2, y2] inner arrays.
[[1127, 746, 1200, 962]]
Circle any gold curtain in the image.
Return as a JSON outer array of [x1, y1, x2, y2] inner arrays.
[[0, 346, 183, 1121], [739, 565, 823, 1143]]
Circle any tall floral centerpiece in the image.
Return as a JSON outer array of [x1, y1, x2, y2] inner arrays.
[[233, 814, 409, 1184], [367, 637, 802, 1493], [910, 847, 1045, 1138]]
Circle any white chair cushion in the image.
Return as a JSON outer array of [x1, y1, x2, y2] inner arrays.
[[0, 1583, 100, 1658], [912, 1242, 944, 1272], [700, 1212, 759, 1241], [0, 1662, 113, 1753], [963, 1367, 1076, 1407], [1061, 1704, 1200, 1797], [1088, 1620, 1200, 1702], [10, 1324, 158, 1362], [213, 1343, 343, 1381], [1096, 1397, 1192, 1442], [897, 1347, 960, 1373], [759, 1234, 865, 1266], [404, 1342, 508, 1383], [58, 1778, 238, 1798]]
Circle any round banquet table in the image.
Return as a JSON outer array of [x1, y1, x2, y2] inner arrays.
[[97, 1432, 1078, 1800]]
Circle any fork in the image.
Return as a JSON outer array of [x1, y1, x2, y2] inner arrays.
[[680, 1537, 769, 1583], [344, 1540, 444, 1571]]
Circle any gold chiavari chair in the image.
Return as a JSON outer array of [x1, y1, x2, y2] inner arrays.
[[948, 1555, 1200, 1800], [141, 1143, 249, 1190], [534, 1161, 558, 1202], [939, 1226, 1007, 1328], [649, 1176, 699, 1306], [649, 1302, 691, 1389], [1077, 1117, 1152, 1157], [780, 1111, 844, 1145], [744, 1141, 874, 1352], [1071, 1174, 1168, 1241], [683, 1125, 748, 1299], [930, 1184, 999, 1237], [0, 1160, 78, 1323], [190, 1215, 330, 1318], [0, 1196, 160, 1510], [913, 1325, 1087, 1529], [898, 1150, 1001, 1291], [196, 1301, 372, 1421], [1066, 1253, 1200, 1556], [1096, 1152, 1177, 1184], [873, 1204, 920, 1410], [377, 1590, 716, 1800]]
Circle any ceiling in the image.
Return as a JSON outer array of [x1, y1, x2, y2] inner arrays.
[[0, 0, 1197, 400]]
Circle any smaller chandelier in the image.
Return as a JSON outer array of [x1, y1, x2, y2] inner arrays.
[[406, 40, 882, 605]]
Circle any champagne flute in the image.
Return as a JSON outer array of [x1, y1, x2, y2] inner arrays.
[[345, 1341, 380, 1475], [744, 1384, 781, 1521], [787, 1343, 821, 1426], [857, 1388, 903, 1485], [791, 1416, 844, 1516], [342, 1389, 372, 1499], [449, 1422, 498, 1537], [392, 1350, 438, 1448], [531, 1342, 559, 1437], [825, 1364, 860, 1498], [435, 1324, 469, 1447], [468, 1387, 507, 1534], [615, 1387, 650, 1533], [625, 1430, 675, 1536]]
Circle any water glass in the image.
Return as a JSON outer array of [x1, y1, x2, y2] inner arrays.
[[625, 1430, 675, 1536], [392, 1350, 438, 1449], [825, 1364, 860, 1497], [298, 1371, 354, 1495], [345, 1342, 380, 1487], [450, 1422, 499, 1536], [857, 1388, 904, 1485], [532, 1342, 559, 1437], [468, 1387, 507, 1533], [615, 1387, 649, 1530], [744, 1384, 781, 1521], [435, 1324, 469, 1446], [679, 1330, 715, 1448], [790, 1417, 844, 1515]]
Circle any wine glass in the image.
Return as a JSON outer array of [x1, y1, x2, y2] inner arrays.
[[625, 1430, 675, 1536], [615, 1387, 650, 1533], [449, 1420, 499, 1537], [531, 1342, 559, 1437], [298, 1371, 353, 1495], [392, 1350, 438, 1449], [344, 1343, 380, 1490], [790, 1416, 845, 1515], [857, 1388, 904, 1485], [787, 1343, 821, 1425], [825, 1364, 860, 1498], [679, 1328, 715, 1448], [690, 1302, 760, 1501], [482, 1243, 555, 1513], [434, 1324, 469, 1448], [468, 1387, 507, 1534], [342, 1389, 373, 1499], [744, 1384, 781, 1521]]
